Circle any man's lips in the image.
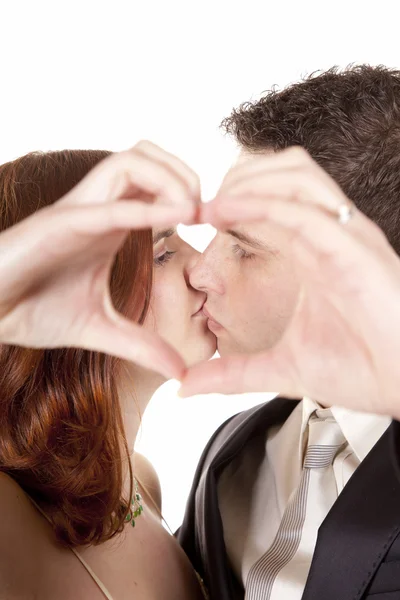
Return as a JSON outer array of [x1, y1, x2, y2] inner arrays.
[[202, 305, 222, 328]]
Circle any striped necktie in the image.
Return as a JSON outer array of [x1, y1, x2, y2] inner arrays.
[[246, 409, 347, 600]]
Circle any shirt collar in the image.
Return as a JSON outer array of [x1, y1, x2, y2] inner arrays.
[[302, 397, 390, 462]]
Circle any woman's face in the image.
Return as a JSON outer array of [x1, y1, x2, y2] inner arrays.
[[144, 228, 216, 367]]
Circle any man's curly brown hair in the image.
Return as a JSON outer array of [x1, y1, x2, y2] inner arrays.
[[222, 65, 400, 254]]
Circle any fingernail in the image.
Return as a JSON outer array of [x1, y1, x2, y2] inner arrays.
[[200, 201, 215, 221], [176, 383, 194, 398], [179, 205, 197, 225]]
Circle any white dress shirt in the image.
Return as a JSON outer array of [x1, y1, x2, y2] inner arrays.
[[218, 397, 390, 599]]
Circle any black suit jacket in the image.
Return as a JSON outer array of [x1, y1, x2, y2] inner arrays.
[[177, 397, 400, 600]]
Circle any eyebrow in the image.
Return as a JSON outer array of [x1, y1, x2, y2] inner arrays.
[[152, 228, 175, 245], [226, 228, 271, 252]]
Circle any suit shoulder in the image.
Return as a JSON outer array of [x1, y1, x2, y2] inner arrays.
[[197, 401, 270, 470], [198, 397, 298, 472]]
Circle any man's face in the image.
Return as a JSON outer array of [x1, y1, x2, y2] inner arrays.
[[189, 154, 301, 356]]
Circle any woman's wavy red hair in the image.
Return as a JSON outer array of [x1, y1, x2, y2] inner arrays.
[[0, 150, 153, 546]]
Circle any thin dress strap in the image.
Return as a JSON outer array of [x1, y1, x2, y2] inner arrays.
[[69, 548, 115, 600], [27, 494, 114, 600]]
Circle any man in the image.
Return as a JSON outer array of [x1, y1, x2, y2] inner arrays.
[[3, 75, 400, 600], [178, 65, 400, 600]]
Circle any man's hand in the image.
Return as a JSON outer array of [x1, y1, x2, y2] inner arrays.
[[0, 141, 200, 380], [181, 147, 400, 418]]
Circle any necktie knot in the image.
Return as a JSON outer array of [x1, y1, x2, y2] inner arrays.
[[303, 409, 347, 469]]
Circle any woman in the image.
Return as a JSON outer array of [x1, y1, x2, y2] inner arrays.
[[0, 147, 216, 599]]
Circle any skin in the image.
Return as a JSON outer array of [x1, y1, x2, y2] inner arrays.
[[148, 227, 216, 367], [79, 229, 216, 600], [0, 141, 203, 379], [0, 144, 215, 600], [5, 140, 400, 595], [121, 227, 217, 455], [190, 151, 300, 356], [0, 228, 216, 600], [182, 147, 400, 423], [189, 219, 299, 356]]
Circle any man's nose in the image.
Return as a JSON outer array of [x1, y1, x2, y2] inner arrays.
[[188, 246, 224, 295]]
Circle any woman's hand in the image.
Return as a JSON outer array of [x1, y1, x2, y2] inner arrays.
[[0, 141, 200, 380], [181, 147, 400, 419]]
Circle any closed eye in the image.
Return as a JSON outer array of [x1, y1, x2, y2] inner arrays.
[[232, 244, 255, 260], [154, 250, 177, 267]]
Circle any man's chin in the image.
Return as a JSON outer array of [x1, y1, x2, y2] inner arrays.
[[216, 337, 249, 357]]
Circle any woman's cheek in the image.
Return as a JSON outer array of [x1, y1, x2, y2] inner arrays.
[[149, 271, 184, 337], [152, 271, 176, 308]]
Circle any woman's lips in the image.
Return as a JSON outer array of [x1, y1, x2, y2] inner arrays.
[[192, 297, 207, 317]]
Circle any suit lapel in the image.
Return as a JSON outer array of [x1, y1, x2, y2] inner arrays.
[[302, 421, 400, 600], [195, 397, 299, 600]]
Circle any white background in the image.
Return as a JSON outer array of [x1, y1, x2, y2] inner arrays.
[[1, 0, 399, 531]]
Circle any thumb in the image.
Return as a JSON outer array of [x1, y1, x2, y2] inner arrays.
[[80, 312, 186, 380], [178, 350, 300, 397]]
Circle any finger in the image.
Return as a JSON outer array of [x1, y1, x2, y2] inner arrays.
[[218, 164, 350, 215], [63, 201, 191, 236], [209, 196, 385, 267], [134, 140, 201, 201], [83, 312, 186, 380], [199, 200, 245, 231], [199, 200, 229, 228], [220, 146, 311, 190], [0, 199, 190, 315], [60, 150, 196, 219], [179, 352, 301, 397]]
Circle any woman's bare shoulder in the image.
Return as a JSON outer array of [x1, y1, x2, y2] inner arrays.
[[134, 452, 162, 515], [0, 473, 44, 596], [0, 472, 38, 525]]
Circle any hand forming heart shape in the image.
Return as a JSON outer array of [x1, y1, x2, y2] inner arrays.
[[1, 143, 400, 418], [0, 141, 200, 380], [182, 147, 400, 419]]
